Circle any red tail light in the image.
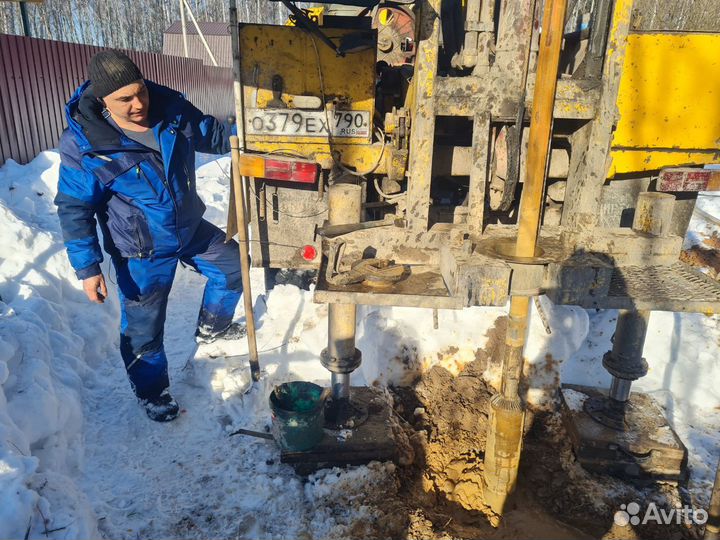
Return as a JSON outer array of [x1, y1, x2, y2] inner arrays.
[[239, 153, 318, 184], [292, 162, 319, 184], [265, 159, 293, 181]]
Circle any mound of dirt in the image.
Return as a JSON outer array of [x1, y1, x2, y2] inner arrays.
[[385, 316, 701, 540], [681, 231, 720, 278], [522, 412, 700, 540]]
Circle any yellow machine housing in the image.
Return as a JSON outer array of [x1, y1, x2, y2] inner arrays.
[[610, 32, 720, 176], [239, 24, 383, 172]]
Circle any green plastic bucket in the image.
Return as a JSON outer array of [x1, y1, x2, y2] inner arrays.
[[269, 381, 326, 452]]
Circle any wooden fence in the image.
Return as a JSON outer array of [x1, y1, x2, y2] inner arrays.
[[0, 33, 233, 166]]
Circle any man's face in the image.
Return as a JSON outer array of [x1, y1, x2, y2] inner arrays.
[[102, 80, 149, 125]]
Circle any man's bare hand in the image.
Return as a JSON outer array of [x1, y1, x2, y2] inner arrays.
[[83, 274, 108, 304]]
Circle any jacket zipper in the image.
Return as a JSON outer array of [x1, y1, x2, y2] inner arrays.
[[133, 216, 146, 258], [148, 156, 183, 250], [183, 162, 191, 191], [136, 165, 159, 197]]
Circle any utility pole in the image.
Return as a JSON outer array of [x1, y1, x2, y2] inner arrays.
[[0, 0, 43, 37], [182, 0, 218, 66], [179, 0, 189, 58], [18, 1, 30, 36]]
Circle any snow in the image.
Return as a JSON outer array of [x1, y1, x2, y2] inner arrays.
[[561, 388, 589, 413], [1, 151, 719, 538], [685, 192, 720, 248], [0, 152, 114, 539]]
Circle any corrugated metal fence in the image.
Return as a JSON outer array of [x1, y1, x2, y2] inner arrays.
[[0, 33, 234, 166]]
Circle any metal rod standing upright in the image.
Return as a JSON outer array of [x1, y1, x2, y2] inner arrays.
[[606, 309, 650, 403], [179, 0, 189, 58], [229, 4, 246, 149], [183, 0, 219, 66], [18, 2, 31, 37], [324, 184, 362, 401], [483, 0, 568, 520]]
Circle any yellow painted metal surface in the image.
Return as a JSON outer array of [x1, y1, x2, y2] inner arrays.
[[610, 33, 720, 176], [239, 24, 378, 169], [284, 6, 324, 26], [611, 149, 720, 174]]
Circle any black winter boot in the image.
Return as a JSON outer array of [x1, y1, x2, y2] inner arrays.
[[142, 390, 180, 422], [195, 322, 247, 344]]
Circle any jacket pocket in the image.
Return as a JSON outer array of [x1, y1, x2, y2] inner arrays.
[[136, 165, 159, 198], [94, 154, 144, 186], [106, 198, 155, 258], [129, 213, 154, 258]]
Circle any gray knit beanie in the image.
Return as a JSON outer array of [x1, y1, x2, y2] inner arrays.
[[88, 51, 143, 98]]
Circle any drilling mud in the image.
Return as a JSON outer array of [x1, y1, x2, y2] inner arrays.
[[378, 318, 702, 539]]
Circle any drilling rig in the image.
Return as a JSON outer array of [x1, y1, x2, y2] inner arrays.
[[226, 0, 720, 520]]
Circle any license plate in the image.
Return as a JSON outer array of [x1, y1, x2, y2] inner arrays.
[[246, 108, 371, 138]]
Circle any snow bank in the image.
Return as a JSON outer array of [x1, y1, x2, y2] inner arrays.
[[0, 152, 116, 539]]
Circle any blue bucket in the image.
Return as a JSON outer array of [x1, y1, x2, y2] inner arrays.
[[269, 381, 326, 452]]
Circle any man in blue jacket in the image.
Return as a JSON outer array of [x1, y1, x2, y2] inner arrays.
[[55, 51, 244, 422]]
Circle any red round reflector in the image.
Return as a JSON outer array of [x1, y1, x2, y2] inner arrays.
[[301, 245, 317, 261]]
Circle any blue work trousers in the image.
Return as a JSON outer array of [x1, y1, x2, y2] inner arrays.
[[114, 219, 242, 400]]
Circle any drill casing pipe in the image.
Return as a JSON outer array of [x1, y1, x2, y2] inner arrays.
[[483, 0, 568, 520]]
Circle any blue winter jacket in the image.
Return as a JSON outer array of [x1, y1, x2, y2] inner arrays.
[[55, 80, 230, 279]]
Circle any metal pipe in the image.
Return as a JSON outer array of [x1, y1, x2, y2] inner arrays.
[[328, 303, 357, 360], [230, 137, 260, 381], [229, 5, 246, 149], [500, 296, 530, 399], [184, 0, 219, 67], [328, 299, 357, 401], [516, 0, 567, 256], [611, 309, 650, 366], [331, 373, 350, 400], [706, 457, 720, 540], [609, 377, 632, 402], [19, 2, 31, 37], [585, 309, 650, 429], [483, 0, 567, 520], [602, 309, 651, 409], [179, 0, 189, 58], [325, 184, 362, 401]]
